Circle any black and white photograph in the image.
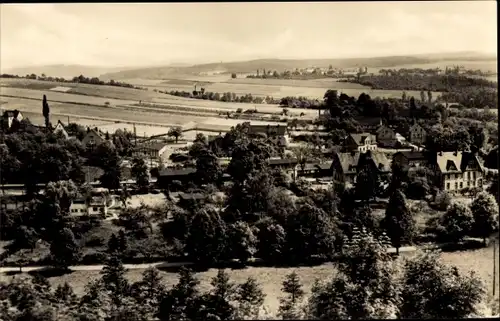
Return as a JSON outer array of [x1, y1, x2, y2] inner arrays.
[[0, 1, 498, 320]]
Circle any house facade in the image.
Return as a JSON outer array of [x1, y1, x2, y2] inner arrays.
[[343, 133, 377, 153], [376, 125, 396, 142], [409, 123, 427, 145], [392, 151, 428, 172], [132, 142, 169, 160], [2, 110, 23, 129], [432, 151, 485, 192], [81, 128, 106, 148], [332, 151, 390, 188], [69, 195, 111, 217], [53, 120, 70, 139]]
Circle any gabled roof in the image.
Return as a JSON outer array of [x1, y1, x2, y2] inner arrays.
[[2, 110, 21, 118], [269, 158, 298, 166], [159, 167, 197, 177], [368, 151, 391, 172], [376, 124, 395, 134], [336, 152, 360, 174], [247, 123, 287, 136], [349, 133, 377, 146], [178, 192, 206, 201], [436, 152, 484, 174], [410, 123, 425, 131], [394, 151, 426, 161], [135, 142, 168, 152]]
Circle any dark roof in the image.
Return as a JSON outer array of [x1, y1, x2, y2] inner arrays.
[[248, 123, 287, 136], [336, 152, 360, 174], [178, 192, 206, 201], [135, 142, 168, 152], [349, 133, 377, 146], [368, 151, 391, 172], [269, 158, 298, 166], [159, 167, 197, 177], [2, 110, 21, 117], [355, 117, 382, 126], [316, 161, 333, 170], [395, 151, 426, 161]]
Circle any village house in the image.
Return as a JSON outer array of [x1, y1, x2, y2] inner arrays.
[[431, 151, 485, 192], [247, 122, 288, 147], [268, 158, 299, 178], [1, 110, 23, 129], [331, 151, 390, 188], [81, 128, 107, 148], [132, 142, 169, 161], [408, 123, 427, 146], [69, 194, 112, 218], [343, 132, 377, 153], [156, 167, 197, 190], [376, 124, 397, 145], [52, 120, 70, 140], [392, 151, 428, 173]]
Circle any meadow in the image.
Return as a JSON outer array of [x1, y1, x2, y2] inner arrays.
[[128, 77, 439, 100], [0, 246, 496, 317]]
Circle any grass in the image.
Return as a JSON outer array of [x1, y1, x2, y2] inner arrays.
[[225, 77, 371, 89], [143, 81, 432, 99], [1, 247, 495, 317], [0, 78, 167, 102]]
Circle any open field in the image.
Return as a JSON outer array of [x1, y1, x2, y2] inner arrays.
[[0, 78, 167, 102], [1, 247, 496, 317], [0, 86, 137, 106], [224, 77, 370, 89], [128, 78, 440, 100], [1, 79, 318, 119]]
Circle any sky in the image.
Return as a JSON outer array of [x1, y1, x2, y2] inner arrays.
[[1, 1, 497, 69]]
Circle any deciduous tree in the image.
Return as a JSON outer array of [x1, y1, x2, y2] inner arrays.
[[470, 191, 499, 244], [381, 189, 416, 254]]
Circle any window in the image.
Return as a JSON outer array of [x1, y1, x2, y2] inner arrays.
[[80, 209, 85, 212], [473, 172, 476, 180], [455, 182, 458, 190], [460, 182, 463, 189], [446, 183, 450, 190], [472, 181, 475, 187], [467, 172, 471, 180], [93, 207, 98, 211], [478, 179, 483, 187], [467, 181, 470, 187]]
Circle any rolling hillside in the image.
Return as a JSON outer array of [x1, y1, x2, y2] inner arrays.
[[0, 65, 144, 79], [99, 52, 497, 80]]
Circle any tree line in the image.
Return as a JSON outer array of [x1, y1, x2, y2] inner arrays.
[[342, 74, 497, 91], [0, 73, 145, 90]]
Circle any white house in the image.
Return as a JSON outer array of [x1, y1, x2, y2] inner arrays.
[[132, 142, 169, 160], [53, 120, 69, 139], [69, 195, 113, 218], [433, 151, 485, 192]]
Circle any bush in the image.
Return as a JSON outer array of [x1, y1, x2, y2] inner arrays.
[[80, 252, 108, 264], [431, 191, 452, 211], [84, 235, 105, 247]]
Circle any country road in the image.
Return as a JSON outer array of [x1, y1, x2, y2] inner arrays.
[[0, 246, 417, 274], [0, 261, 194, 273]]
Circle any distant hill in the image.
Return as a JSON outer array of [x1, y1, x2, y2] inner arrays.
[[99, 52, 497, 80], [0, 64, 144, 79]]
